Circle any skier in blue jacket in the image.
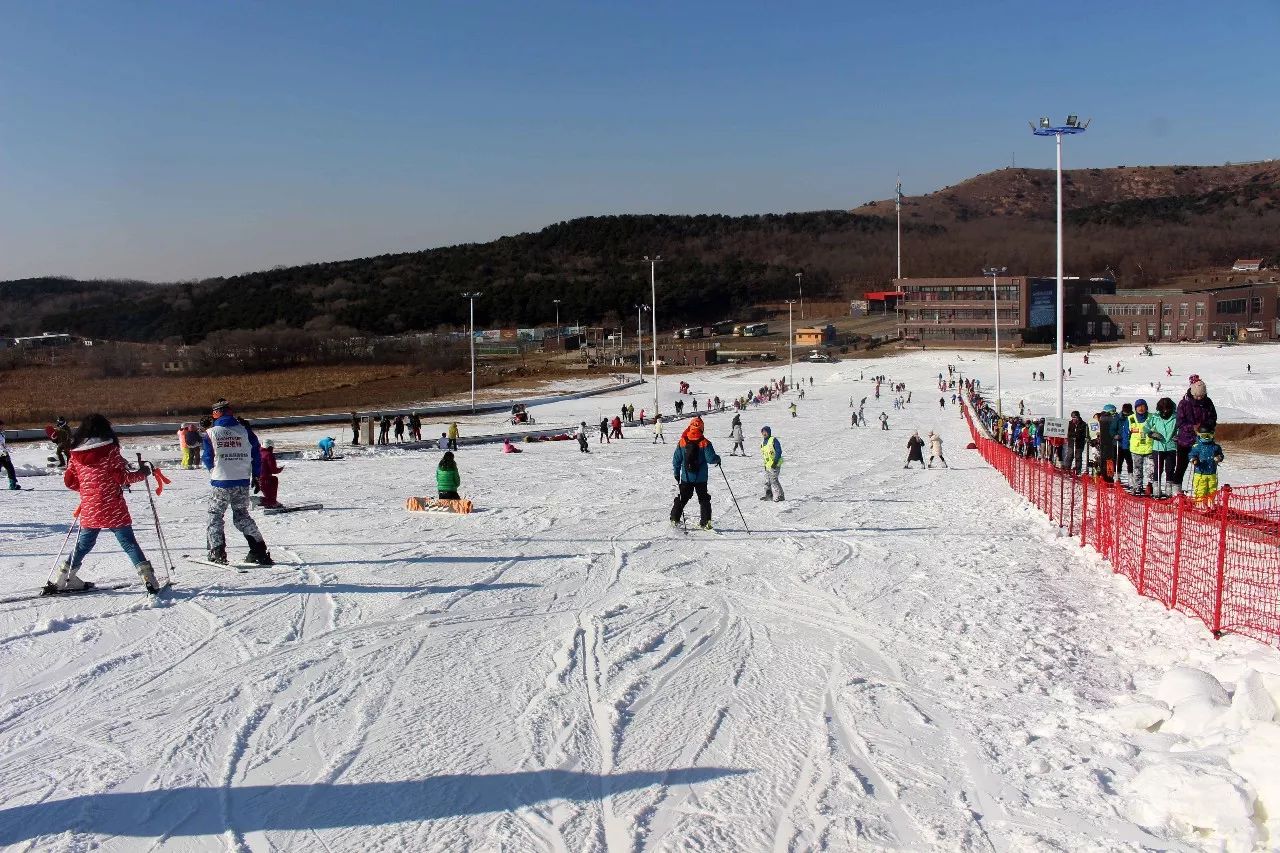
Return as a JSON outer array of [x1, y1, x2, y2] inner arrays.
[[670, 417, 721, 530]]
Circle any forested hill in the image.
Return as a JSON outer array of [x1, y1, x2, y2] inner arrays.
[[5, 162, 1278, 343]]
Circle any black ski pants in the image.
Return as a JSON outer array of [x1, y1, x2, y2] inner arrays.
[[1, 453, 15, 485], [671, 481, 712, 526]]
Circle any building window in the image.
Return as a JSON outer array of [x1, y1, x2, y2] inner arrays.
[[1217, 298, 1247, 315], [1081, 303, 1090, 316], [1251, 296, 1263, 313], [1196, 302, 1206, 316], [1195, 323, 1205, 337], [1162, 323, 1172, 338], [1162, 304, 1172, 316], [1147, 324, 1156, 337], [1178, 322, 1188, 337], [1087, 321, 1095, 335], [1101, 321, 1111, 336], [1180, 303, 1189, 316], [1131, 322, 1140, 337]]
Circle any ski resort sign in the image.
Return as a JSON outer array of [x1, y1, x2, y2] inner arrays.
[[1041, 417, 1069, 438]]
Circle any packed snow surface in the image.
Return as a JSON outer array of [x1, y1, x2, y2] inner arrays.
[[2, 344, 1279, 851]]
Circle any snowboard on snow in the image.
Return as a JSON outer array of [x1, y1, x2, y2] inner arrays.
[[263, 503, 323, 515], [405, 496, 474, 514]]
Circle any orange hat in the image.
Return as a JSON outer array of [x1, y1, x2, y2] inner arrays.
[[684, 416, 704, 440]]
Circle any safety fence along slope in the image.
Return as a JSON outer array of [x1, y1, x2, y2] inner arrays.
[[960, 400, 1280, 647]]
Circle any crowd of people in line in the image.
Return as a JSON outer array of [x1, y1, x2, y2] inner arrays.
[[968, 371, 1225, 501]]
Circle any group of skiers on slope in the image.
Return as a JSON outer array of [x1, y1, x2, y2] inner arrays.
[[971, 371, 1225, 501], [347, 411, 453, 448], [49, 399, 274, 594]]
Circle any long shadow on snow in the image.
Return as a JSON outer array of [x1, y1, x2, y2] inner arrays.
[[169, 582, 539, 598], [0, 767, 748, 843], [0, 522, 74, 538]]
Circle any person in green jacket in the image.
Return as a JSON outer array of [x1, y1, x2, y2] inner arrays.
[[436, 451, 461, 499], [1144, 397, 1179, 497]]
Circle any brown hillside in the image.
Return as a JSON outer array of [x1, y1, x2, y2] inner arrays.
[[855, 162, 1280, 222]]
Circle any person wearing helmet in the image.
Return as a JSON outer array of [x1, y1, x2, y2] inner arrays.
[[670, 416, 720, 530], [1122, 399, 1154, 496], [1186, 429, 1225, 502], [760, 425, 784, 500]]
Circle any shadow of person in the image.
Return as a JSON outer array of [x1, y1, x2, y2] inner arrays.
[[0, 767, 748, 844]]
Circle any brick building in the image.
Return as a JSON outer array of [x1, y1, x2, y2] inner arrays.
[[896, 276, 1280, 345]]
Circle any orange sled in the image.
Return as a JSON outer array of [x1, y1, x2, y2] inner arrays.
[[405, 496, 474, 514]]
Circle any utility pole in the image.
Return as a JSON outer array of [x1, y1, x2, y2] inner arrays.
[[461, 292, 483, 413], [796, 272, 804, 320], [644, 256, 661, 418], [784, 299, 797, 387]]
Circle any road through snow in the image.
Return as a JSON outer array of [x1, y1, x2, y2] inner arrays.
[[1, 350, 1275, 850]]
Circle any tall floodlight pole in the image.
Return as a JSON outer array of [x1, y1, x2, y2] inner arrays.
[[644, 256, 661, 417], [553, 299, 561, 342], [1032, 115, 1089, 418], [462, 291, 483, 412], [895, 174, 903, 280], [796, 272, 804, 320], [636, 304, 649, 384], [983, 266, 1008, 416], [784, 299, 797, 387]]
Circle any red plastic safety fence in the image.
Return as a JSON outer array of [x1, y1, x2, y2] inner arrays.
[[961, 400, 1280, 647]]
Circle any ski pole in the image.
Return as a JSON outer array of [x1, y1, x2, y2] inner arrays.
[[717, 464, 750, 535], [137, 453, 176, 583], [47, 512, 82, 584]]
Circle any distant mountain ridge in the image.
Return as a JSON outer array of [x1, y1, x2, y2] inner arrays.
[[4, 162, 1277, 343]]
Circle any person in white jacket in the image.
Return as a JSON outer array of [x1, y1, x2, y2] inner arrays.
[[652, 416, 666, 445], [927, 431, 948, 469], [728, 415, 746, 456]]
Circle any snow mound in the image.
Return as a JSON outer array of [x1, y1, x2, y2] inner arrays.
[[1127, 756, 1259, 852]]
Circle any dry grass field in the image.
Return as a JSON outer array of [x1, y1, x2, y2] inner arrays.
[[0, 360, 601, 427]]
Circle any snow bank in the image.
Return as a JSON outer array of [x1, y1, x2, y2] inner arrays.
[[1108, 660, 1280, 850]]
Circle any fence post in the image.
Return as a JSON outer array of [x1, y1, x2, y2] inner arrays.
[[1112, 476, 1125, 568], [1080, 474, 1088, 547], [1136, 500, 1151, 596], [1169, 494, 1186, 610], [1211, 485, 1233, 638]]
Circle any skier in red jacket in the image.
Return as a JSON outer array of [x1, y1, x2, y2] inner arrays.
[[257, 440, 284, 509], [58, 414, 161, 593]]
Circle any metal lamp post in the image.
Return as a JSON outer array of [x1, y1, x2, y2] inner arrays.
[[796, 272, 804, 320], [553, 299, 561, 342], [983, 266, 1007, 416], [461, 291, 483, 413], [1031, 114, 1089, 418], [636, 304, 649, 384], [785, 299, 797, 387], [644, 256, 661, 418]]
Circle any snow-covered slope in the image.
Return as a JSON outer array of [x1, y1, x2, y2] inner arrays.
[[1, 349, 1278, 851]]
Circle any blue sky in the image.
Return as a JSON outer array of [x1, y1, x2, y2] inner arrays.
[[1, 0, 1275, 281]]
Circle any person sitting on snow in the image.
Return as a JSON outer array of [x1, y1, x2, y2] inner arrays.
[[502, 438, 523, 454], [436, 452, 461, 499]]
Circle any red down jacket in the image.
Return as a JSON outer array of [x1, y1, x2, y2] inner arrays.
[[63, 439, 147, 529]]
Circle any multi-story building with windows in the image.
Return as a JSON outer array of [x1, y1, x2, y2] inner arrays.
[[897, 276, 1280, 345]]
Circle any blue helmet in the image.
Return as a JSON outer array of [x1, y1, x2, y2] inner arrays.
[[1135, 398, 1148, 409], [760, 425, 772, 436], [1102, 404, 1117, 413]]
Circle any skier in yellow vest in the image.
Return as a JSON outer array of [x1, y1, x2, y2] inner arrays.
[[1123, 398, 1154, 496], [760, 426, 785, 502]]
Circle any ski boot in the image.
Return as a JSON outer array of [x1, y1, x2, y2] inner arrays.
[[52, 560, 92, 592], [136, 561, 160, 594], [8, 481, 19, 490], [699, 521, 715, 531], [670, 519, 683, 529], [207, 546, 229, 565], [243, 536, 274, 566]]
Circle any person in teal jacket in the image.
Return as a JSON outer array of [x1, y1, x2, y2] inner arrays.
[[1186, 430, 1224, 501], [436, 451, 461, 499], [670, 417, 721, 529], [1144, 397, 1178, 497]]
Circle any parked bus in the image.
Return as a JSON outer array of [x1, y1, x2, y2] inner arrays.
[[711, 321, 737, 336], [680, 326, 705, 339], [740, 323, 769, 337]]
